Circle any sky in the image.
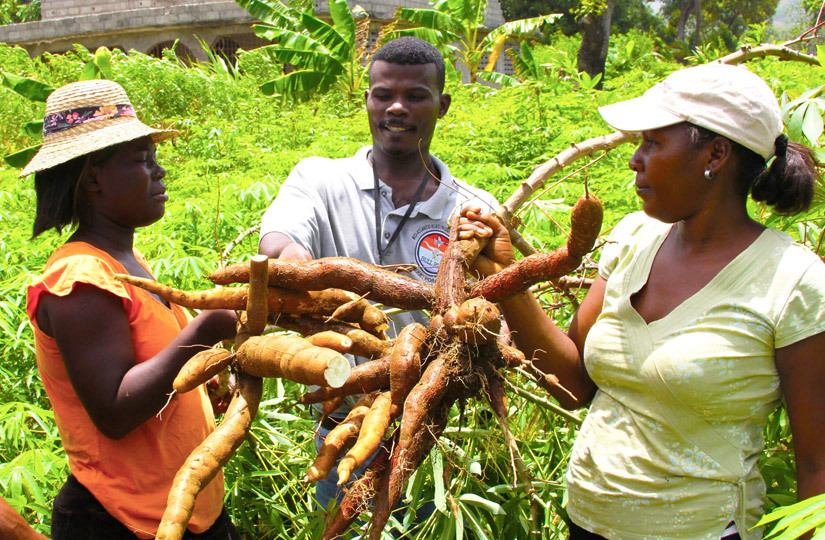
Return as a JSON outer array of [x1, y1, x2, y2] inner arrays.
[[774, 0, 805, 29]]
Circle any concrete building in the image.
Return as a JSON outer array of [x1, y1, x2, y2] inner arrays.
[[0, 0, 507, 72]]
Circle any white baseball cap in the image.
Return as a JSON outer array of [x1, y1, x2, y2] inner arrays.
[[598, 63, 783, 161]]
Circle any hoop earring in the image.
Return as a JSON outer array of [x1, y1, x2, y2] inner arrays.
[[703, 169, 714, 180]]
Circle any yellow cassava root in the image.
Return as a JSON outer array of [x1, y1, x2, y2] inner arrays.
[[155, 373, 263, 540], [236, 334, 351, 388], [173, 347, 234, 394]]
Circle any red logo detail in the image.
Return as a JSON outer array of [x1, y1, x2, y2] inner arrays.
[[415, 232, 449, 276]]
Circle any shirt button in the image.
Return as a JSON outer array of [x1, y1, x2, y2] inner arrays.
[[382, 191, 388, 197], [384, 232, 391, 239]]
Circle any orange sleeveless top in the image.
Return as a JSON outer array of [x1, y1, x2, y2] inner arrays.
[[26, 242, 224, 539]]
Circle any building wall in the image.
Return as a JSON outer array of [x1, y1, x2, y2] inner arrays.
[[42, 0, 191, 20], [0, 0, 508, 76]]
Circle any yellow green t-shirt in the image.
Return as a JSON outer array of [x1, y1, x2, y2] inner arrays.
[[566, 212, 825, 540]]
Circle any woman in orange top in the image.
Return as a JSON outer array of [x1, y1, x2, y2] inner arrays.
[[23, 80, 240, 539]]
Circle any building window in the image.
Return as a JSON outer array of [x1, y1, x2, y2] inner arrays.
[[212, 36, 240, 65], [147, 40, 195, 65]]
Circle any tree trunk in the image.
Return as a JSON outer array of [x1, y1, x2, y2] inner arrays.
[[691, 0, 702, 50], [676, 0, 702, 46], [576, 0, 616, 90]]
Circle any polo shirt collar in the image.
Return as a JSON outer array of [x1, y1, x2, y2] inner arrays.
[[354, 146, 376, 191], [355, 146, 456, 220]]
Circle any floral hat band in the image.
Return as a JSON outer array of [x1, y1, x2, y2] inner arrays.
[[43, 103, 135, 137]]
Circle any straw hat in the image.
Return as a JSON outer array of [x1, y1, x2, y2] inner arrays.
[[19, 79, 176, 177]]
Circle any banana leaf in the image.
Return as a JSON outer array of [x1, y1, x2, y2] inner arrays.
[[0, 72, 53, 102], [4, 144, 41, 169]]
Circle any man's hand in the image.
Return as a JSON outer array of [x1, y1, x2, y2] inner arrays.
[[279, 242, 313, 261], [458, 206, 516, 278]]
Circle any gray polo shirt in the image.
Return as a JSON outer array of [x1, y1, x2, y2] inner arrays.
[[260, 145, 500, 336]]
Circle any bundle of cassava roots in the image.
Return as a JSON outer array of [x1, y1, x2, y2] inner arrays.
[[117, 195, 603, 540]]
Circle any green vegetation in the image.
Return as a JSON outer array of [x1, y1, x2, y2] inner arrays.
[[389, 0, 559, 84], [236, 0, 384, 101], [0, 0, 39, 25], [0, 24, 823, 540]]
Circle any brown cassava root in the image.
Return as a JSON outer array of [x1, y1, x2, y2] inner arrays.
[[470, 195, 602, 302], [174, 347, 234, 394], [273, 316, 392, 359], [156, 194, 601, 540], [318, 195, 599, 539], [208, 257, 435, 310]]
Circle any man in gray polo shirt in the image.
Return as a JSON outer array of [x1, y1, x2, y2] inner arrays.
[[258, 36, 499, 520]]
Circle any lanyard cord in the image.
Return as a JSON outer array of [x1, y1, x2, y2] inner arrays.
[[372, 156, 432, 265]]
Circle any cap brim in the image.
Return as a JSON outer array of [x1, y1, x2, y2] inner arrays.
[[598, 95, 684, 133]]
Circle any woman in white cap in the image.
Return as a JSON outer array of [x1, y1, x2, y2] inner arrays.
[[459, 63, 824, 539], [23, 80, 240, 539]]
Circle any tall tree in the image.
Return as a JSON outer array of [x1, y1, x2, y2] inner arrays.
[[576, 0, 617, 89], [675, 0, 701, 47], [0, 0, 40, 24], [802, 0, 824, 26], [660, 0, 781, 47], [501, 0, 658, 33]]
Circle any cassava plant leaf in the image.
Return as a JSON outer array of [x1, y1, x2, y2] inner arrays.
[[430, 447, 447, 513], [94, 47, 114, 79], [79, 61, 98, 81], [801, 102, 824, 146]]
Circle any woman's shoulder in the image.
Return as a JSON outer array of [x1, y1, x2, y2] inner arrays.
[[29, 242, 131, 307], [761, 228, 825, 277], [606, 211, 668, 246]]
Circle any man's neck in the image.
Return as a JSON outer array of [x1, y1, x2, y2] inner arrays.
[[370, 146, 434, 186], [370, 146, 441, 208]]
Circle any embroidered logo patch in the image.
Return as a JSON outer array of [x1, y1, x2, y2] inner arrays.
[[415, 231, 449, 277]]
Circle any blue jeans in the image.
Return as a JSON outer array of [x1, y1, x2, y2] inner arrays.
[[314, 420, 435, 537]]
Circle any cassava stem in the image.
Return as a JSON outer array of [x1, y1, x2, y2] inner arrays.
[[245, 254, 269, 335]]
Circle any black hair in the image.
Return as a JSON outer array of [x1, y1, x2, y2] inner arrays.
[[31, 145, 118, 238], [370, 37, 446, 94], [687, 124, 819, 215]]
